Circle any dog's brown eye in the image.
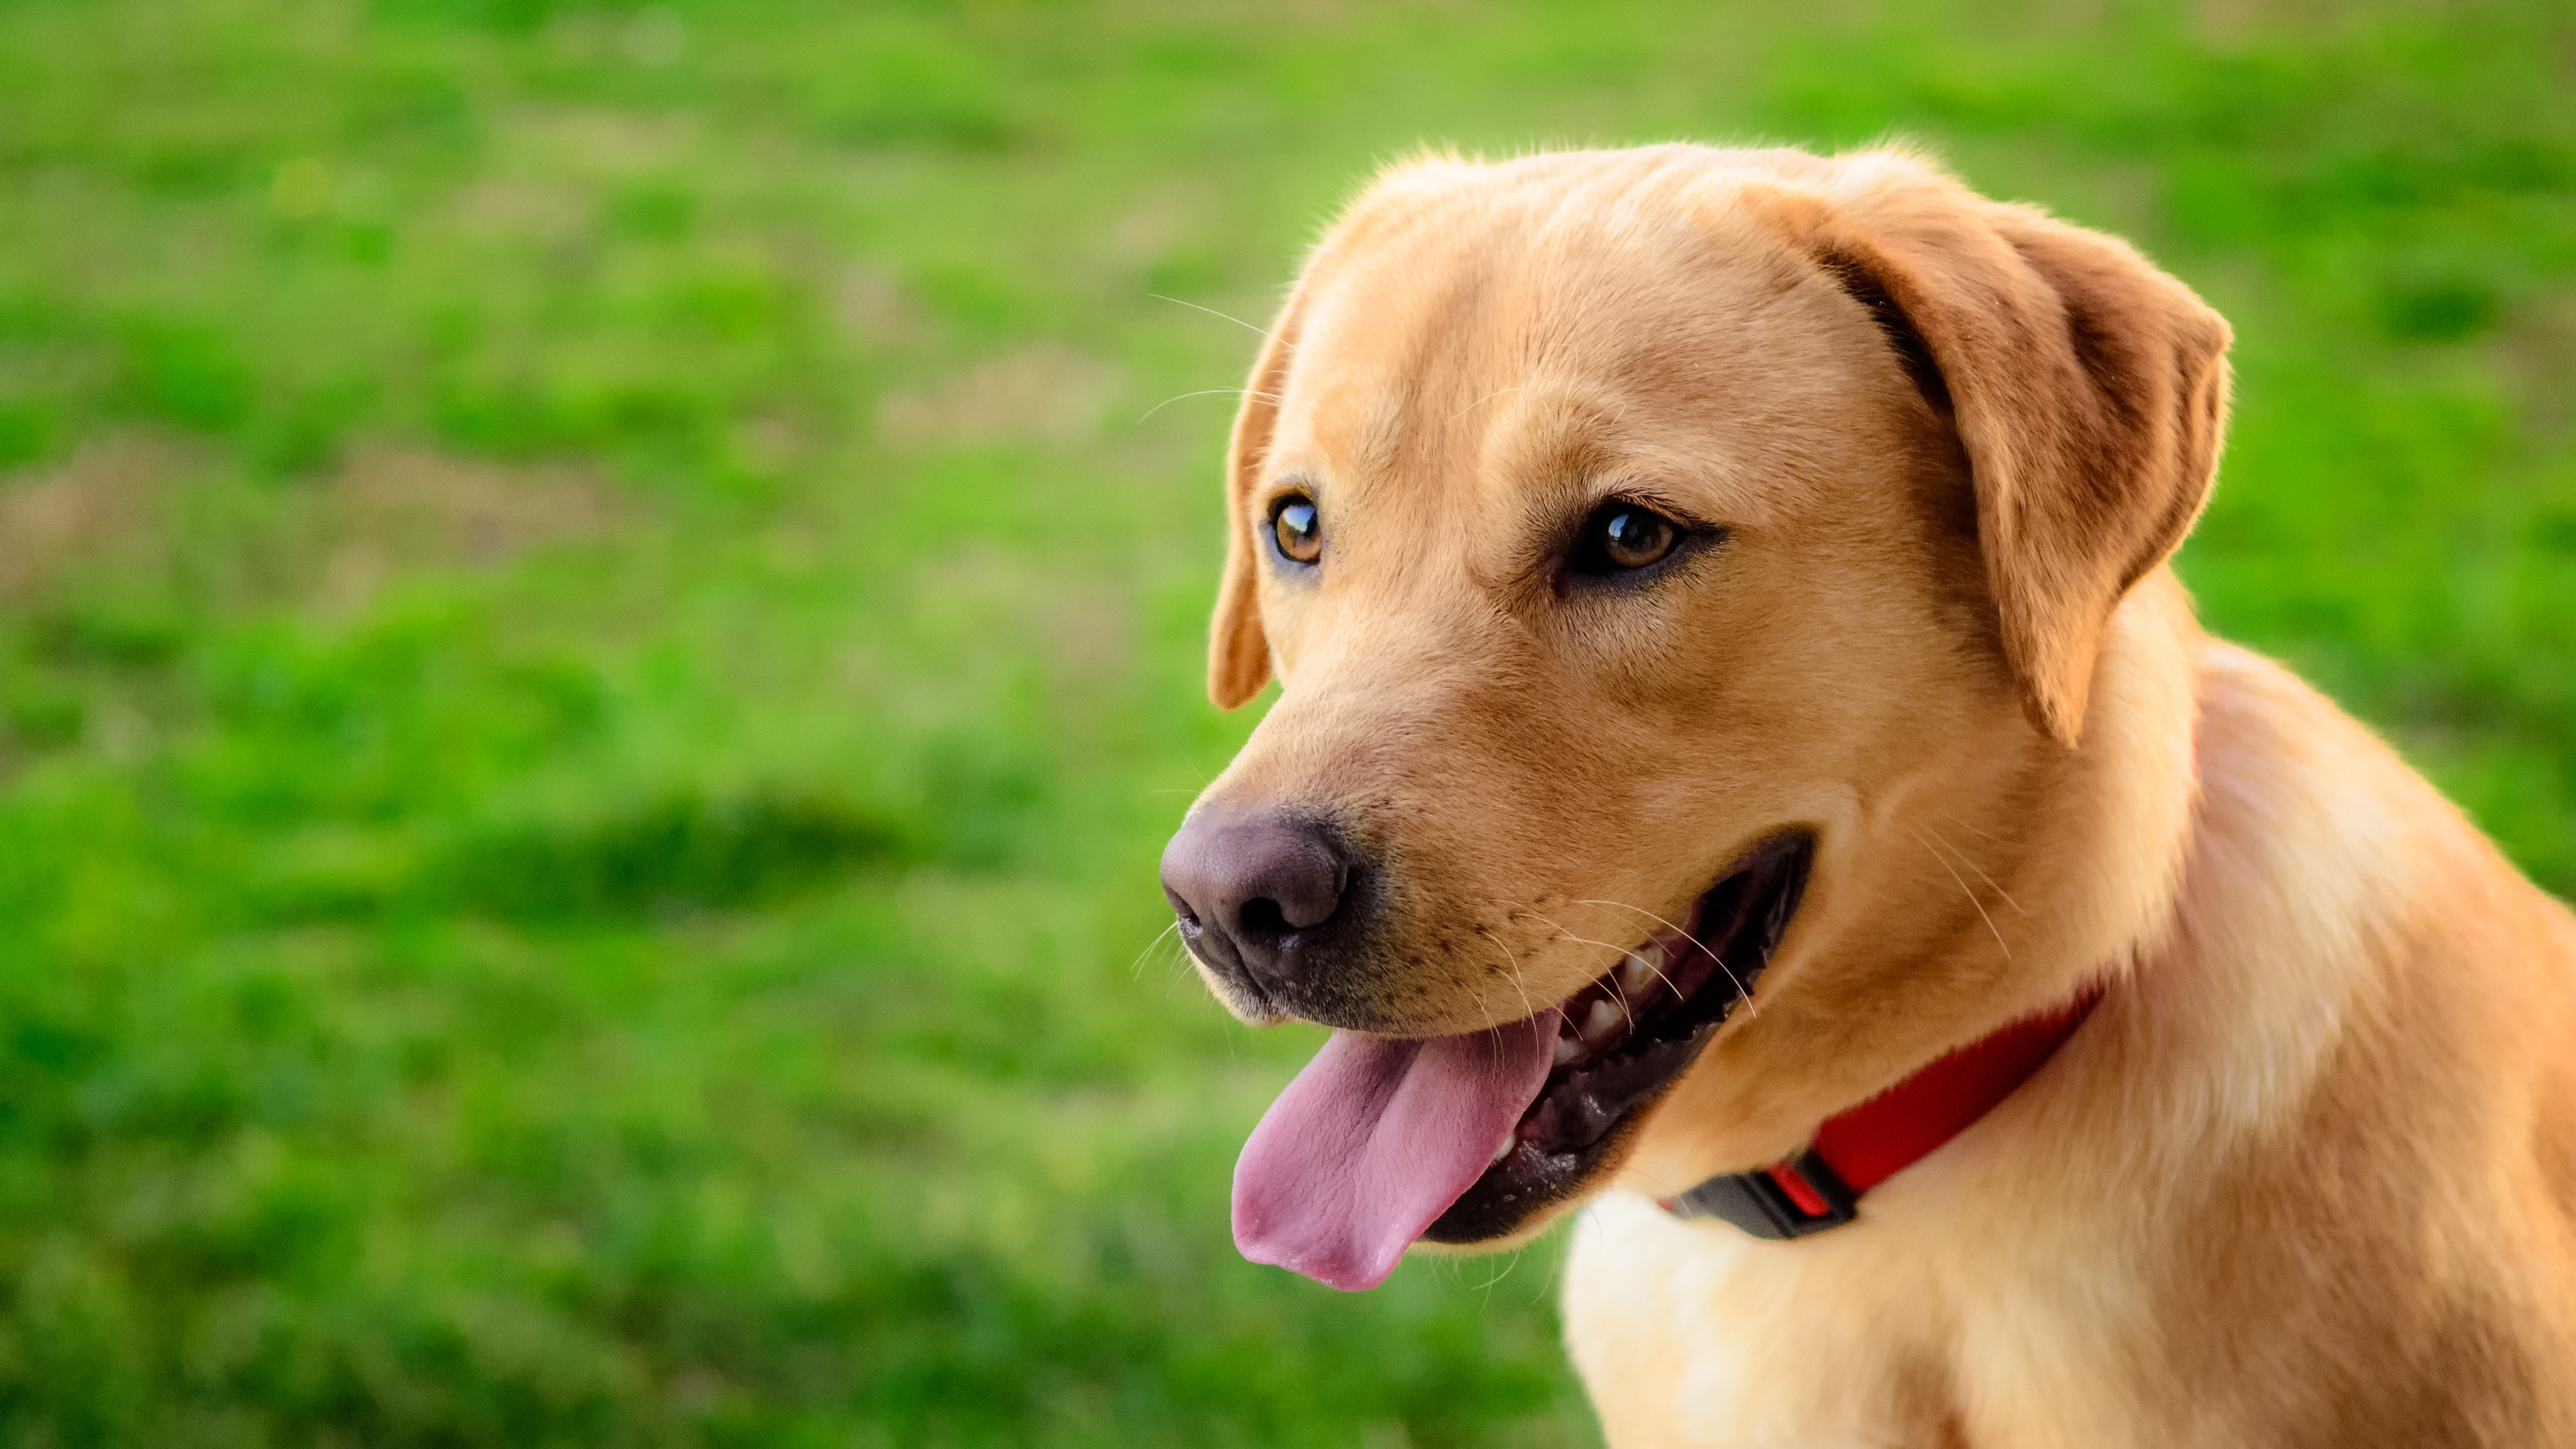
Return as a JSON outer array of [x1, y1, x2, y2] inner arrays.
[[1576, 503, 1680, 573], [1271, 495, 1322, 564]]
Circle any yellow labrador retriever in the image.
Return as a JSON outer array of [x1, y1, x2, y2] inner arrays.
[[1157, 144, 2576, 1445]]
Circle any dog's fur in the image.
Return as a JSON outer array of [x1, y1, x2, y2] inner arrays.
[[1181, 144, 2576, 1445]]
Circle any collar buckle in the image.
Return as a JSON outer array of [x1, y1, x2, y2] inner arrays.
[[1659, 1148, 1858, 1239]]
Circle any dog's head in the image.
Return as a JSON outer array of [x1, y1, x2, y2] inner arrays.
[[1161, 146, 2229, 1289]]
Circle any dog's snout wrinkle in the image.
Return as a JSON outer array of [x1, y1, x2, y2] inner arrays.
[[1160, 809, 1351, 996]]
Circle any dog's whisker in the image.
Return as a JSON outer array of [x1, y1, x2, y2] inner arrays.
[[1542, 1224, 1571, 1307], [1567, 897, 1756, 1016], [1622, 1160, 1695, 1202], [1514, 896, 1762, 1030], [1477, 921, 1543, 1039], [1926, 803, 2010, 847], [1917, 819, 2028, 916], [1136, 387, 1282, 425], [1147, 292, 1290, 348], [1577, 899, 1754, 1018], [1161, 933, 1206, 988], [1517, 910, 1649, 1032], [1129, 919, 1182, 982], [1158, 931, 1205, 999], [1569, 898, 1705, 954], [1903, 821, 2011, 960]]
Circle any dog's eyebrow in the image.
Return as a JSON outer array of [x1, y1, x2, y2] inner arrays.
[[1473, 387, 1627, 488], [1354, 387, 1420, 480]]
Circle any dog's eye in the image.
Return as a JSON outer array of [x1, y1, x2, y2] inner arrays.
[[1270, 495, 1322, 565], [1574, 503, 1680, 573]]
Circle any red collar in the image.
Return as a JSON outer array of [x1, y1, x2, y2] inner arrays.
[[1660, 980, 2106, 1237]]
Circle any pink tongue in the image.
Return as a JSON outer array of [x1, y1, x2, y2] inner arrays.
[[1232, 1010, 1560, 1292]]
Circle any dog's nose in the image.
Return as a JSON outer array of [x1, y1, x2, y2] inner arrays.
[[1160, 809, 1350, 994]]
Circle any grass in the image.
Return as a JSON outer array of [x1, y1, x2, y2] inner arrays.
[[0, 0, 2568, 1443]]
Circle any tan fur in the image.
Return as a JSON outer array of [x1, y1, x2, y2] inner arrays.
[[1183, 144, 2576, 1443]]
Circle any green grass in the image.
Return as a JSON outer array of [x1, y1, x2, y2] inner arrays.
[[0, 0, 2568, 1443]]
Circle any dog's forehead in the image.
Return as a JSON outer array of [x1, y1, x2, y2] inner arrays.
[[1263, 171, 1860, 528]]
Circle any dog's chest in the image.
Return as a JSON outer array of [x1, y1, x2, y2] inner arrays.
[[1561, 1193, 2156, 1448]]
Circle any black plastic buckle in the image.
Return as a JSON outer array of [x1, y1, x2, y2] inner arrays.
[[1659, 1149, 1860, 1240]]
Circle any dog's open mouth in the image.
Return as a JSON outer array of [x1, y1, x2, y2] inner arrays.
[[1425, 831, 1814, 1244], [1231, 832, 1813, 1290]]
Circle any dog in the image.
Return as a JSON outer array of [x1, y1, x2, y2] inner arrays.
[[1156, 144, 2576, 1445]]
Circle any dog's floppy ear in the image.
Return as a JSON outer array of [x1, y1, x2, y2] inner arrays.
[[1207, 294, 1303, 709], [1796, 160, 2232, 747]]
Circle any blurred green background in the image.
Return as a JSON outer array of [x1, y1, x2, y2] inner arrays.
[[0, 0, 2568, 1443]]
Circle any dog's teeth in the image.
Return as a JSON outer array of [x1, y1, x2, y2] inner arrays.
[[1490, 1130, 1515, 1165], [1584, 996, 1624, 1044], [1553, 1030, 1584, 1066], [1618, 951, 1656, 997]]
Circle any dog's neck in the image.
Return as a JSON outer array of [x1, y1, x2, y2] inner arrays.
[[1982, 566, 2208, 1010]]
